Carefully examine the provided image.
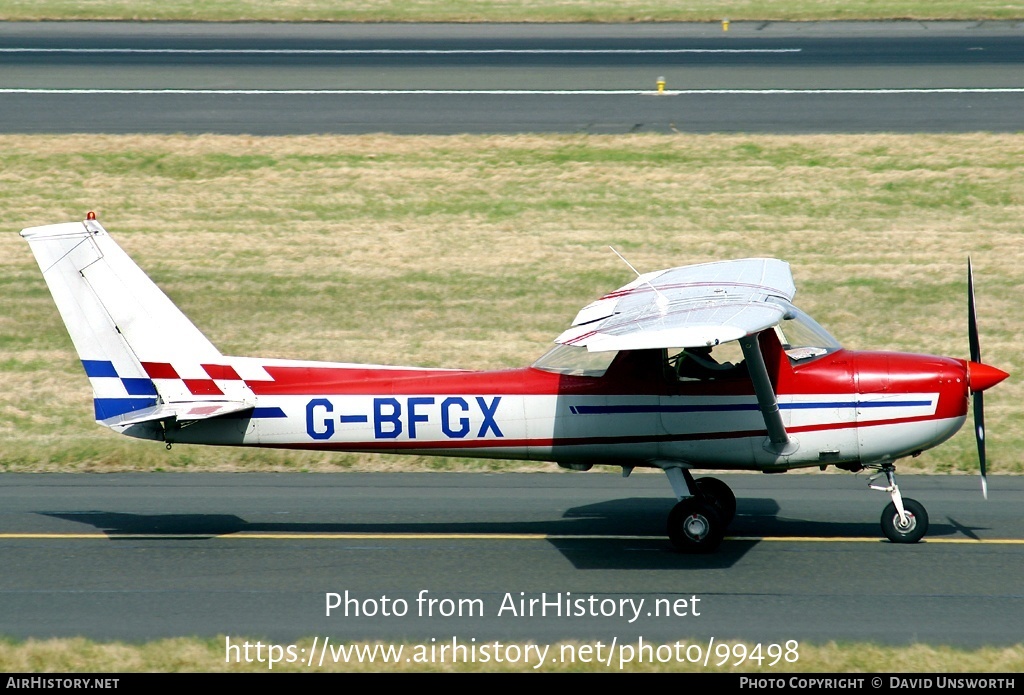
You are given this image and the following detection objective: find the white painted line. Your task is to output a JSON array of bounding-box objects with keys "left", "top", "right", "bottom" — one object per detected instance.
[
  {"left": 0, "top": 88, "right": 1021, "bottom": 95},
  {"left": 0, "top": 47, "right": 803, "bottom": 55}
]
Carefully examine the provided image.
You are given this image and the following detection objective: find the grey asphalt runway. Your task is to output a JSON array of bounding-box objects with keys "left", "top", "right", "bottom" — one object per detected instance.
[
  {"left": 0, "top": 20, "right": 1021, "bottom": 133},
  {"left": 1, "top": 472, "right": 1021, "bottom": 647}
]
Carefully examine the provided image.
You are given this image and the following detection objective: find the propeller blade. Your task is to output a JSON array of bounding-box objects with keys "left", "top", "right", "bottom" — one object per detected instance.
[
  {"left": 968, "top": 256, "right": 981, "bottom": 364},
  {"left": 974, "top": 390, "right": 988, "bottom": 499}
]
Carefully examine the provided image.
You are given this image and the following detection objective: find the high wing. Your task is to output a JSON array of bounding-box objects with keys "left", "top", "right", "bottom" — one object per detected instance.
[{"left": 555, "top": 258, "right": 796, "bottom": 352}]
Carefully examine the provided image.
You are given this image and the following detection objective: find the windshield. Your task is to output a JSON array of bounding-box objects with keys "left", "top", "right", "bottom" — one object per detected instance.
[
  {"left": 769, "top": 299, "right": 842, "bottom": 361},
  {"left": 531, "top": 343, "right": 617, "bottom": 377}
]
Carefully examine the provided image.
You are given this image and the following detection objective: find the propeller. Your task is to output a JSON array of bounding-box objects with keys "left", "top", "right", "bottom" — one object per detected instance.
[
  {"left": 967, "top": 257, "right": 987, "bottom": 499},
  {"left": 966, "top": 258, "right": 1009, "bottom": 499}
]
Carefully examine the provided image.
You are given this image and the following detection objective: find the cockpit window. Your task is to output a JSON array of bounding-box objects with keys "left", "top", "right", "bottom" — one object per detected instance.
[
  {"left": 769, "top": 299, "right": 842, "bottom": 361},
  {"left": 667, "top": 343, "right": 746, "bottom": 381},
  {"left": 532, "top": 343, "right": 617, "bottom": 377}
]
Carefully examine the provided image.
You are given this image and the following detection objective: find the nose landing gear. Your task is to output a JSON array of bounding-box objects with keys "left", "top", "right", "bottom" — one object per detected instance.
[{"left": 869, "top": 464, "right": 929, "bottom": 544}]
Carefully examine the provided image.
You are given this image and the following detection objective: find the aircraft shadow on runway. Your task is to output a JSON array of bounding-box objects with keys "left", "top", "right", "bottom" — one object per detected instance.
[{"left": 39, "top": 497, "right": 987, "bottom": 570}]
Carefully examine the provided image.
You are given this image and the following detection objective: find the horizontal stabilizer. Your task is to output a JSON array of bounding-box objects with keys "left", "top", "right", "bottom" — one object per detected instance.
[{"left": 102, "top": 400, "right": 253, "bottom": 428}]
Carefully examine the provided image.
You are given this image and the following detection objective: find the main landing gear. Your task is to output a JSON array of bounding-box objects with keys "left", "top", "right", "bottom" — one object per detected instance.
[
  {"left": 663, "top": 468, "right": 737, "bottom": 553},
  {"left": 868, "top": 464, "right": 929, "bottom": 544},
  {"left": 661, "top": 463, "right": 931, "bottom": 552}
]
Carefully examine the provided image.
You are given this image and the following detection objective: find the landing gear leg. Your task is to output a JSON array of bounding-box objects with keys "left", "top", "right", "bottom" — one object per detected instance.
[
  {"left": 869, "top": 464, "right": 929, "bottom": 544},
  {"left": 662, "top": 467, "right": 727, "bottom": 553}
]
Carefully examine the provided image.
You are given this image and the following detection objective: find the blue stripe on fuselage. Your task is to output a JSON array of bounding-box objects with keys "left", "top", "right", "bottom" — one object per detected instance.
[
  {"left": 571, "top": 400, "right": 932, "bottom": 415},
  {"left": 252, "top": 407, "right": 287, "bottom": 419}
]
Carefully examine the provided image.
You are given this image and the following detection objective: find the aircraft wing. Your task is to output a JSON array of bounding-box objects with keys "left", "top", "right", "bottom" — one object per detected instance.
[{"left": 556, "top": 258, "right": 796, "bottom": 352}]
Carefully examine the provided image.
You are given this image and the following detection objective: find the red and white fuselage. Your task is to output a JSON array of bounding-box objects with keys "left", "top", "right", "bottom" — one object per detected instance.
[
  {"left": 119, "top": 338, "right": 987, "bottom": 474},
  {"left": 22, "top": 216, "right": 1008, "bottom": 550}
]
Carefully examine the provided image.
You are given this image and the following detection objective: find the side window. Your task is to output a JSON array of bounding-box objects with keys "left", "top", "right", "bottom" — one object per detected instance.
[
  {"left": 532, "top": 343, "right": 617, "bottom": 377},
  {"left": 668, "top": 343, "right": 745, "bottom": 381}
]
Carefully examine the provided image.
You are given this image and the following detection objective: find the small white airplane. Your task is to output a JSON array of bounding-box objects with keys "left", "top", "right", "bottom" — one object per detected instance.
[{"left": 22, "top": 214, "right": 1008, "bottom": 553}]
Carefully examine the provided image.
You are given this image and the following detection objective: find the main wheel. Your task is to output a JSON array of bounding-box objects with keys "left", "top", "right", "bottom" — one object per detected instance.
[
  {"left": 880, "top": 498, "right": 929, "bottom": 544},
  {"left": 694, "top": 476, "right": 737, "bottom": 527},
  {"left": 667, "top": 499, "right": 724, "bottom": 553}
]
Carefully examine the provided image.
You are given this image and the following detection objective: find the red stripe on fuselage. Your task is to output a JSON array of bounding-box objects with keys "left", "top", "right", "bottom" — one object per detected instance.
[{"left": 247, "top": 366, "right": 573, "bottom": 396}]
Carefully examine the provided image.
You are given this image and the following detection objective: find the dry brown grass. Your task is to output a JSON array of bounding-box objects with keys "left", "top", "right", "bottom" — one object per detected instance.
[
  {"left": 2, "top": 133, "right": 1021, "bottom": 473},
  {"left": 0, "top": 0, "right": 1020, "bottom": 21},
  {"left": 2, "top": 636, "right": 1022, "bottom": 672}
]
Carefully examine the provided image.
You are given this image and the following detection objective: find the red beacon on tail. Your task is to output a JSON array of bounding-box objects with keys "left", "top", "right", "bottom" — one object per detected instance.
[{"left": 21, "top": 214, "right": 1008, "bottom": 553}]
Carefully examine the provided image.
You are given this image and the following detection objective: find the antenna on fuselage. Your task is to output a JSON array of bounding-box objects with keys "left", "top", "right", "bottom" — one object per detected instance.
[{"left": 609, "top": 246, "right": 669, "bottom": 313}]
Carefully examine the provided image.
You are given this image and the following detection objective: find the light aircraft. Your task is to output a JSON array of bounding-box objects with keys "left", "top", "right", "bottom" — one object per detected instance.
[{"left": 22, "top": 214, "right": 1008, "bottom": 553}]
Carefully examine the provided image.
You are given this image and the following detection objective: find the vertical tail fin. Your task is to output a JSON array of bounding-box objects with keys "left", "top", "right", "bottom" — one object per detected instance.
[{"left": 21, "top": 216, "right": 250, "bottom": 428}]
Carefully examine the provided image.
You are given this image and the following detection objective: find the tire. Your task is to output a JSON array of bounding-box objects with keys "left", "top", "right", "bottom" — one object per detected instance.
[
  {"left": 880, "top": 498, "right": 929, "bottom": 544},
  {"left": 667, "top": 499, "right": 724, "bottom": 553},
  {"left": 695, "top": 476, "right": 737, "bottom": 527}
]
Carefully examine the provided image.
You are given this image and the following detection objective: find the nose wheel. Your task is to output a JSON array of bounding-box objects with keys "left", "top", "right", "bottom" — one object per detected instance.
[
  {"left": 881, "top": 498, "right": 929, "bottom": 544},
  {"left": 870, "top": 465, "right": 929, "bottom": 544}
]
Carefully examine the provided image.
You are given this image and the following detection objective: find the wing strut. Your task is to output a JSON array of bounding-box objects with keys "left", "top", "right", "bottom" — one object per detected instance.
[{"left": 740, "top": 332, "right": 799, "bottom": 456}]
